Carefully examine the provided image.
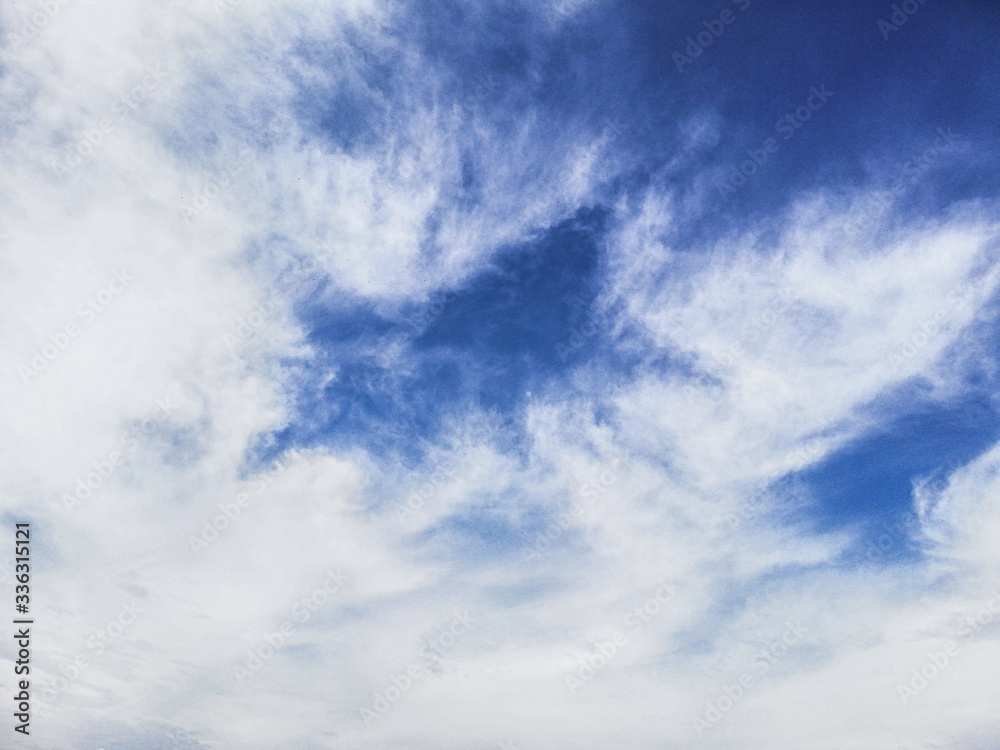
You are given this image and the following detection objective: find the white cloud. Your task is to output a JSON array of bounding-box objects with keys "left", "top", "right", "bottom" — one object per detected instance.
[{"left": 1, "top": 1, "right": 999, "bottom": 748}]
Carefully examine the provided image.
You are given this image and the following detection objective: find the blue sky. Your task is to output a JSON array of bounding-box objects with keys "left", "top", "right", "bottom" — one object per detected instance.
[{"left": 2, "top": 0, "right": 1000, "bottom": 748}]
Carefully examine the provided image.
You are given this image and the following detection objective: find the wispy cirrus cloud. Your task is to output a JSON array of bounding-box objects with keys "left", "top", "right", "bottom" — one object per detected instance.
[{"left": 1, "top": 1, "right": 1000, "bottom": 748}]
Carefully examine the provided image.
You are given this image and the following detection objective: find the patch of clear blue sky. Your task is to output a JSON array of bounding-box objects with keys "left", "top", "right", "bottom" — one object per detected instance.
[
  {"left": 258, "top": 209, "right": 611, "bottom": 467},
  {"left": 783, "top": 380, "right": 1000, "bottom": 561}
]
